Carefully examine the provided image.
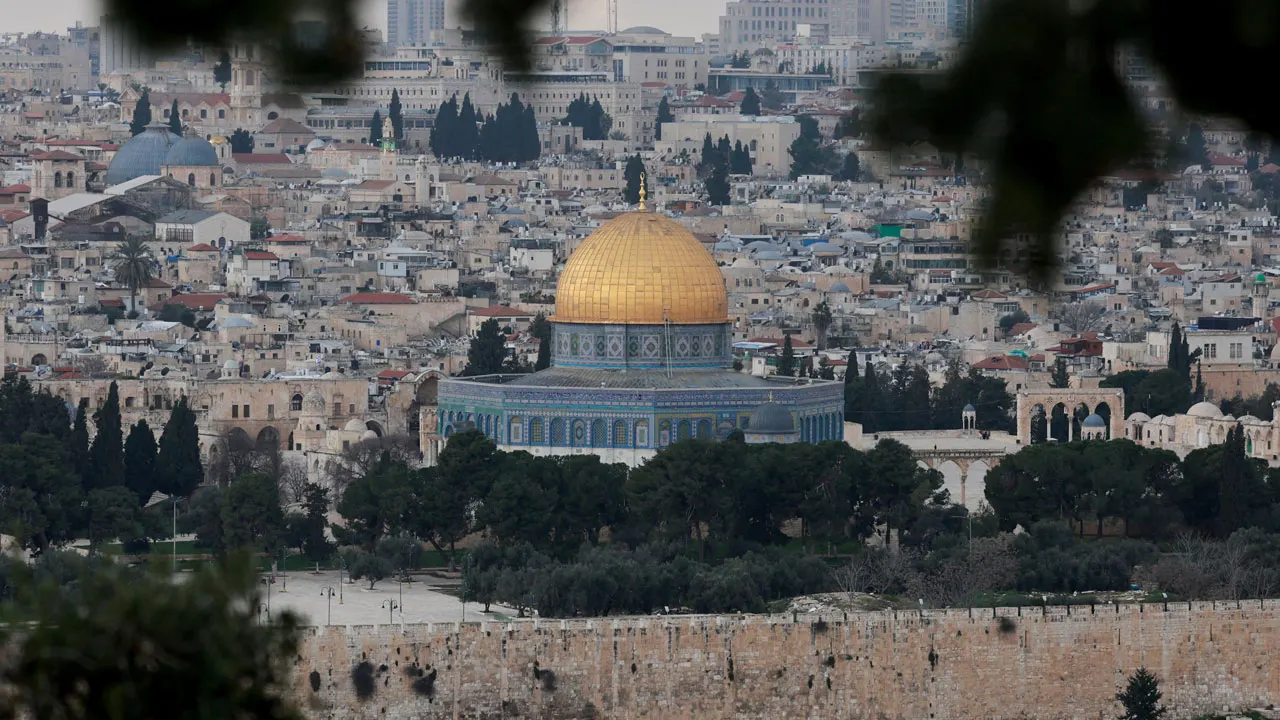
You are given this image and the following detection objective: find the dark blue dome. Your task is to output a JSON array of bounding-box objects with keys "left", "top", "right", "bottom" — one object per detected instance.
[
  {"left": 748, "top": 402, "right": 796, "bottom": 434},
  {"left": 164, "top": 136, "right": 218, "bottom": 167},
  {"left": 105, "top": 121, "right": 178, "bottom": 186}
]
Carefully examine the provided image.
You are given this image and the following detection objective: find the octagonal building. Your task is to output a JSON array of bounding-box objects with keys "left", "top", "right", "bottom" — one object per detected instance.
[{"left": 437, "top": 206, "right": 844, "bottom": 465}]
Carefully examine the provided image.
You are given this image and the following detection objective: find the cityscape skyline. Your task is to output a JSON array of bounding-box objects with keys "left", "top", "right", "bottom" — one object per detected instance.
[{"left": 1, "top": 0, "right": 725, "bottom": 40}]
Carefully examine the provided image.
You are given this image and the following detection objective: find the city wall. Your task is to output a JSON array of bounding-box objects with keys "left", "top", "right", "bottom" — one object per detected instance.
[{"left": 293, "top": 601, "right": 1280, "bottom": 720}]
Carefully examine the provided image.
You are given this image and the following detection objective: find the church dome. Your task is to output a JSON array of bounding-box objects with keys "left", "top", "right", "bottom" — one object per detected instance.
[
  {"left": 164, "top": 135, "right": 219, "bottom": 167},
  {"left": 1187, "top": 401, "right": 1223, "bottom": 419},
  {"left": 553, "top": 210, "right": 728, "bottom": 325},
  {"left": 748, "top": 402, "right": 796, "bottom": 434},
  {"left": 105, "top": 121, "right": 178, "bottom": 186}
]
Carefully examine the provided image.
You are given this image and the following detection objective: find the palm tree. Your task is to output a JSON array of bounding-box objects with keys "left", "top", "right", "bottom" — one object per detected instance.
[{"left": 113, "top": 236, "right": 154, "bottom": 317}]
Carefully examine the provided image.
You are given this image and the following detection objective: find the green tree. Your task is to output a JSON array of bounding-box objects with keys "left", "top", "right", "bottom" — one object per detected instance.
[
  {"left": 624, "top": 154, "right": 646, "bottom": 205},
  {"left": 123, "top": 419, "right": 157, "bottom": 505},
  {"left": 86, "top": 486, "right": 146, "bottom": 547},
  {"left": 839, "top": 151, "right": 861, "bottom": 181},
  {"left": 155, "top": 398, "right": 204, "bottom": 498},
  {"left": 129, "top": 88, "right": 151, "bottom": 137},
  {"left": 168, "top": 99, "right": 182, "bottom": 135},
  {"left": 213, "top": 49, "right": 232, "bottom": 90},
  {"left": 388, "top": 87, "right": 404, "bottom": 142},
  {"left": 705, "top": 159, "right": 730, "bottom": 205},
  {"left": 87, "top": 382, "right": 125, "bottom": 491},
  {"left": 777, "top": 334, "right": 796, "bottom": 377},
  {"left": 1050, "top": 357, "right": 1070, "bottom": 388},
  {"left": 1116, "top": 667, "right": 1167, "bottom": 720},
  {"left": 229, "top": 128, "right": 254, "bottom": 153},
  {"left": 998, "top": 308, "right": 1030, "bottom": 333},
  {"left": 655, "top": 95, "right": 673, "bottom": 140},
  {"left": 462, "top": 317, "right": 508, "bottom": 376},
  {"left": 0, "top": 556, "right": 303, "bottom": 720},
  {"left": 369, "top": 109, "right": 382, "bottom": 146},
  {"left": 740, "top": 87, "right": 761, "bottom": 115},
  {"left": 112, "top": 235, "right": 154, "bottom": 316},
  {"left": 221, "top": 473, "right": 285, "bottom": 555}
]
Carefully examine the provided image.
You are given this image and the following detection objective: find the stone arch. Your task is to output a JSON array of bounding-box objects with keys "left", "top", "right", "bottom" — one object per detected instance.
[
  {"left": 590, "top": 419, "right": 607, "bottom": 447},
  {"left": 226, "top": 427, "right": 254, "bottom": 452},
  {"left": 696, "top": 419, "right": 712, "bottom": 440},
  {"left": 256, "top": 426, "right": 280, "bottom": 451},
  {"left": 1050, "top": 403, "right": 1069, "bottom": 443}
]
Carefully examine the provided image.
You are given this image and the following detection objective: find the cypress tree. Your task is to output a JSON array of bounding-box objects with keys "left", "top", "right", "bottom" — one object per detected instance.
[
  {"left": 777, "top": 335, "right": 796, "bottom": 377},
  {"left": 70, "top": 398, "right": 90, "bottom": 480},
  {"left": 369, "top": 110, "right": 383, "bottom": 146},
  {"left": 130, "top": 88, "right": 152, "bottom": 137},
  {"left": 88, "top": 382, "right": 125, "bottom": 490},
  {"left": 388, "top": 88, "right": 404, "bottom": 142},
  {"left": 168, "top": 99, "right": 182, "bottom": 135},
  {"left": 655, "top": 96, "right": 673, "bottom": 141},
  {"left": 155, "top": 397, "right": 204, "bottom": 498},
  {"left": 123, "top": 420, "right": 158, "bottom": 506},
  {"left": 458, "top": 93, "right": 478, "bottom": 159}
]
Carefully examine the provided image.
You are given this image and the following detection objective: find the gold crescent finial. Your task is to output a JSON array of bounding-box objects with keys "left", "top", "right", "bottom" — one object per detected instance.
[{"left": 639, "top": 172, "right": 646, "bottom": 210}]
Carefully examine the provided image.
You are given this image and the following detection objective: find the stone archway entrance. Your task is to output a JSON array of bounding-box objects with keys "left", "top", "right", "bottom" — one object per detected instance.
[{"left": 1015, "top": 388, "right": 1124, "bottom": 445}]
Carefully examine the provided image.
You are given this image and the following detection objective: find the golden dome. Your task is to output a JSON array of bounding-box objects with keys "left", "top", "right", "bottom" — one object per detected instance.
[{"left": 554, "top": 211, "right": 728, "bottom": 325}]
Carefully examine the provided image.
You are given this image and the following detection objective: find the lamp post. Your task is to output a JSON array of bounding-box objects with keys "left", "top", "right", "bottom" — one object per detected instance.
[
  {"left": 321, "top": 586, "right": 335, "bottom": 625},
  {"left": 381, "top": 599, "right": 398, "bottom": 624}
]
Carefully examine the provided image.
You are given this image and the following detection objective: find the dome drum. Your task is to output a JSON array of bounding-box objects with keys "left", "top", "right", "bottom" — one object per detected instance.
[{"left": 552, "top": 322, "right": 731, "bottom": 370}]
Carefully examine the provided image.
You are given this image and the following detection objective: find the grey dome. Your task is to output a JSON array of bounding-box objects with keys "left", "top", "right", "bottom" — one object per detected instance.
[
  {"left": 748, "top": 402, "right": 795, "bottom": 434},
  {"left": 1082, "top": 413, "right": 1106, "bottom": 428},
  {"left": 164, "top": 136, "right": 218, "bottom": 167},
  {"left": 105, "top": 121, "right": 178, "bottom": 185}
]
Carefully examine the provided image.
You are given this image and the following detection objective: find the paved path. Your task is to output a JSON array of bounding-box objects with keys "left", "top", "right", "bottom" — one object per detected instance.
[{"left": 258, "top": 570, "right": 520, "bottom": 627}]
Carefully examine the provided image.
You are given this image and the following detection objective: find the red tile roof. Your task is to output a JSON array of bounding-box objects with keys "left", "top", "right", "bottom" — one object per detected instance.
[
  {"left": 339, "top": 292, "right": 416, "bottom": 305},
  {"left": 161, "top": 293, "right": 229, "bottom": 310},
  {"left": 471, "top": 305, "right": 534, "bottom": 318},
  {"left": 30, "top": 150, "right": 83, "bottom": 161},
  {"left": 973, "top": 355, "right": 1030, "bottom": 371}
]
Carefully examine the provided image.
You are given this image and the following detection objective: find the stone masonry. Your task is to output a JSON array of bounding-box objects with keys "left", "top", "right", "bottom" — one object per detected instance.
[{"left": 293, "top": 601, "right": 1280, "bottom": 719}]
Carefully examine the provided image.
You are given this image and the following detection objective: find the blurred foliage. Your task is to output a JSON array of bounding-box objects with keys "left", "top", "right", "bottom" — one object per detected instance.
[
  {"left": 0, "top": 553, "right": 301, "bottom": 720},
  {"left": 869, "top": 0, "right": 1280, "bottom": 279}
]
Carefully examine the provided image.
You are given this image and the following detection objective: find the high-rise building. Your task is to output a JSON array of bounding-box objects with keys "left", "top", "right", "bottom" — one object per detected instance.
[{"left": 387, "top": 0, "right": 447, "bottom": 47}]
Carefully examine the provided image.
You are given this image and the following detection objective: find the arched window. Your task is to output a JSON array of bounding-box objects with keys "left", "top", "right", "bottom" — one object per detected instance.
[
  {"left": 54, "top": 171, "right": 63, "bottom": 188},
  {"left": 290, "top": 394, "right": 303, "bottom": 411},
  {"left": 66, "top": 171, "right": 74, "bottom": 187}
]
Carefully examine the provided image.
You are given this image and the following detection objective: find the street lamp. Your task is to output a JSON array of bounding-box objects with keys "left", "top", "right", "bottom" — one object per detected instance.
[
  {"left": 320, "top": 586, "right": 336, "bottom": 626},
  {"left": 381, "top": 599, "right": 399, "bottom": 624}
]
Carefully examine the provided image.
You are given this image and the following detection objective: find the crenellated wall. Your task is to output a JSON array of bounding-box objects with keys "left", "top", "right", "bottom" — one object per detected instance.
[{"left": 292, "top": 601, "right": 1280, "bottom": 720}]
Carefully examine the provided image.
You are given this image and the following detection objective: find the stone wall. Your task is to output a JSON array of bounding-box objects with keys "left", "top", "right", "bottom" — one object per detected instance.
[{"left": 293, "top": 601, "right": 1280, "bottom": 720}]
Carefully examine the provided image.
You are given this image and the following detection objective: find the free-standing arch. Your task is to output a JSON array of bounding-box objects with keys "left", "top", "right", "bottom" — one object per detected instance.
[{"left": 1016, "top": 388, "right": 1124, "bottom": 445}]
